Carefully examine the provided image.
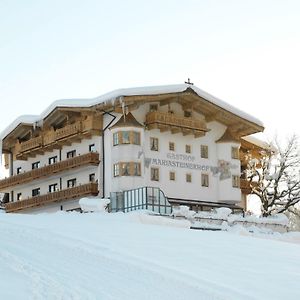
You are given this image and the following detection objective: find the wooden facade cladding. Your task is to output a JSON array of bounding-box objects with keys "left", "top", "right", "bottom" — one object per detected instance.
[
  {"left": 145, "top": 111, "right": 208, "bottom": 137},
  {"left": 15, "top": 115, "right": 102, "bottom": 160},
  {"left": 0, "top": 152, "right": 100, "bottom": 190},
  {"left": 5, "top": 183, "right": 99, "bottom": 213}
]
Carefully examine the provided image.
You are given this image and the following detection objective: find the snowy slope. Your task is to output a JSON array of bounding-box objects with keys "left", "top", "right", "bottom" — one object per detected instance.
[{"left": 0, "top": 212, "right": 299, "bottom": 300}]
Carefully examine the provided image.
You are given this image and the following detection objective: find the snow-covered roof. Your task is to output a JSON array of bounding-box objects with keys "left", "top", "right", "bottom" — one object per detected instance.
[
  {"left": 0, "top": 84, "right": 264, "bottom": 140},
  {"left": 242, "top": 135, "right": 276, "bottom": 151}
]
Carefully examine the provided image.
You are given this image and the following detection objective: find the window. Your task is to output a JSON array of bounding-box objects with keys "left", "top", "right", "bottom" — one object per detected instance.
[
  {"left": 232, "top": 175, "right": 240, "bottom": 188},
  {"left": 231, "top": 147, "right": 239, "bottom": 159},
  {"left": 17, "top": 193, "right": 22, "bottom": 201},
  {"left": 16, "top": 167, "right": 22, "bottom": 174},
  {"left": 67, "top": 150, "right": 76, "bottom": 159},
  {"left": 89, "top": 144, "right": 96, "bottom": 152},
  {"left": 185, "top": 145, "right": 191, "bottom": 154},
  {"left": 49, "top": 183, "right": 58, "bottom": 193},
  {"left": 151, "top": 168, "right": 159, "bottom": 181},
  {"left": 201, "top": 145, "right": 208, "bottom": 158},
  {"left": 133, "top": 132, "right": 141, "bottom": 145},
  {"left": 121, "top": 131, "right": 130, "bottom": 144},
  {"left": 67, "top": 178, "right": 76, "bottom": 188},
  {"left": 169, "top": 142, "right": 175, "bottom": 151},
  {"left": 121, "top": 163, "right": 130, "bottom": 176},
  {"left": 150, "top": 137, "right": 159, "bottom": 151},
  {"left": 186, "top": 173, "right": 192, "bottom": 182},
  {"left": 49, "top": 156, "right": 57, "bottom": 165},
  {"left": 32, "top": 188, "right": 40, "bottom": 197},
  {"left": 150, "top": 104, "right": 158, "bottom": 112},
  {"left": 184, "top": 110, "right": 192, "bottom": 118},
  {"left": 89, "top": 173, "right": 96, "bottom": 182},
  {"left": 201, "top": 174, "right": 209, "bottom": 187},
  {"left": 32, "top": 161, "right": 40, "bottom": 170},
  {"left": 113, "top": 132, "right": 119, "bottom": 146},
  {"left": 133, "top": 163, "right": 141, "bottom": 176},
  {"left": 169, "top": 171, "right": 175, "bottom": 181},
  {"left": 114, "top": 131, "right": 141, "bottom": 146},
  {"left": 113, "top": 164, "right": 120, "bottom": 177}
]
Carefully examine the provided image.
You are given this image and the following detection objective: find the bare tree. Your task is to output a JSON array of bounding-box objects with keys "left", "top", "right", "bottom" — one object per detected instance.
[{"left": 246, "top": 135, "right": 300, "bottom": 217}]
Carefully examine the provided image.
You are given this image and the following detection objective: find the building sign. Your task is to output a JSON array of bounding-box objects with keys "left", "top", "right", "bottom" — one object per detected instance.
[{"left": 138, "top": 151, "right": 237, "bottom": 180}]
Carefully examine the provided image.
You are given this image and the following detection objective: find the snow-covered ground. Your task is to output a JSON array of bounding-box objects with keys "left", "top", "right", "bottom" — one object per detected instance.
[{"left": 0, "top": 211, "right": 300, "bottom": 300}]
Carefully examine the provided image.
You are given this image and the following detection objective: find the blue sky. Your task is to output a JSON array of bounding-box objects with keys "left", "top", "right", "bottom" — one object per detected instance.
[{"left": 1, "top": 0, "right": 300, "bottom": 139}]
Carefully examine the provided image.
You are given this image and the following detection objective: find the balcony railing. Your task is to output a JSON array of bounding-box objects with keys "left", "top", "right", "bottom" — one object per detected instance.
[
  {"left": 0, "top": 152, "right": 100, "bottom": 190},
  {"left": 15, "top": 115, "right": 102, "bottom": 159},
  {"left": 145, "top": 111, "right": 208, "bottom": 137},
  {"left": 5, "top": 182, "right": 99, "bottom": 213},
  {"left": 55, "top": 122, "right": 82, "bottom": 140},
  {"left": 240, "top": 178, "right": 258, "bottom": 194},
  {"left": 20, "top": 136, "right": 43, "bottom": 153}
]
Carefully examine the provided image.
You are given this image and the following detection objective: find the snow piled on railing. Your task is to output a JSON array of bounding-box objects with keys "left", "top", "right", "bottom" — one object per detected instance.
[{"left": 172, "top": 205, "right": 289, "bottom": 233}]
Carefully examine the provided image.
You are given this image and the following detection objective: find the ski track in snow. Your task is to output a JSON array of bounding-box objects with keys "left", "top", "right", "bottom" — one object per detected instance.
[{"left": 0, "top": 219, "right": 255, "bottom": 300}]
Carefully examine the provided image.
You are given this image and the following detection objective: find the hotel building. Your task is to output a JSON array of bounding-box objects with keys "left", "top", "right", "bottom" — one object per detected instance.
[{"left": 0, "top": 84, "right": 264, "bottom": 213}]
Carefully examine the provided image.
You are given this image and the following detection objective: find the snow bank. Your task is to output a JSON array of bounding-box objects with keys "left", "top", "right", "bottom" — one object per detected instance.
[
  {"left": 129, "top": 210, "right": 191, "bottom": 229},
  {"left": 0, "top": 210, "right": 299, "bottom": 300},
  {"left": 172, "top": 205, "right": 196, "bottom": 219},
  {"left": 79, "top": 197, "right": 110, "bottom": 213}
]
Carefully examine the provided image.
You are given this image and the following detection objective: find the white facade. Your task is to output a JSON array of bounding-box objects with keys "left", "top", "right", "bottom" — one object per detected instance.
[{"left": 0, "top": 84, "right": 264, "bottom": 213}]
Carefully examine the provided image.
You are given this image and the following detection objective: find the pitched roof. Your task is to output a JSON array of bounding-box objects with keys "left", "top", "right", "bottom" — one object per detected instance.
[
  {"left": 0, "top": 83, "right": 264, "bottom": 140},
  {"left": 110, "top": 113, "right": 143, "bottom": 129}
]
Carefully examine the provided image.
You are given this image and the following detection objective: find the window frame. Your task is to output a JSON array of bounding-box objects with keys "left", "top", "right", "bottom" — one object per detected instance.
[
  {"left": 89, "top": 144, "right": 96, "bottom": 152},
  {"left": 150, "top": 137, "right": 159, "bottom": 151},
  {"left": 232, "top": 175, "right": 240, "bottom": 188},
  {"left": 201, "top": 145, "right": 209, "bottom": 159},
  {"left": 32, "top": 161, "right": 40, "bottom": 170},
  {"left": 49, "top": 183, "right": 58, "bottom": 193},
  {"left": 231, "top": 146, "right": 239, "bottom": 159},
  {"left": 169, "top": 171, "right": 176, "bottom": 181},
  {"left": 186, "top": 173, "right": 192, "bottom": 183},
  {"left": 32, "top": 188, "right": 40, "bottom": 197},
  {"left": 151, "top": 167, "right": 159, "bottom": 181},
  {"left": 66, "top": 150, "right": 76, "bottom": 159},
  {"left": 67, "top": 178, "right": 77, "bottom": 188},
  {"left": 185, "top": 144, "right": 191, "bottom": 154},
  {"left": 201, "top": 173, "right": 209, "bottom": 187},
  {"left": 48, "top": 156, "right": 57, "bottom": 165},
  {"left": 169, "top": 142, "right": 175, "bottom": 151}
]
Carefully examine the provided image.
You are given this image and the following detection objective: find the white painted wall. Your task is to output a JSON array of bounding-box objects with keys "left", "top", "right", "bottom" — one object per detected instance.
[{"left": 106, "top": 103, "right": 242, "bottom": 204}]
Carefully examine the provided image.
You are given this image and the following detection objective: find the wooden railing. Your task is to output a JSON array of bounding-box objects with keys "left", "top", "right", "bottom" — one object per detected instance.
[
  {"left": 145, "top": 111, "right": 208, "bottom": 133},
  {"left": 0, "top": 152, "right": 100, "bottom": 190},
  {"left": 20, "top": 136, "right": 43, "bottom": 152},
  {"left": 5, "top": 183, "right": 99, "bottom": 213},
  {"left": 55, "top": 122, "right": 82, "bottom": 140},
  {"left": 240, "top": 178, "right": 258, "bottom": 194},
  {"left": 16, "top": 115, "right": 102, "bottom": 158}
]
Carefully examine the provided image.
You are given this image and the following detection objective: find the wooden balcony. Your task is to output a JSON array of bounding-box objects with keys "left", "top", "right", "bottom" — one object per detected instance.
[
  {"left": 145, "top": 111, "right": 208, "bottom": 137},
  {"left": 240, "top": 178, "right": 259, "bottom": 194},
  {"left": 5, "top": 182, "right": 99, "bottom": 213},
  {"left": 0, "top": 152, "right": 100, "bottom": 190},
  {"left": 55, "top": 122, "right": 82, "bottom": 141},
  {"left": 15, "top": 115, "right": 102, "bottom": 159},
  {"left": 20, "top": 136, "right": 43, "bottom": 153}
]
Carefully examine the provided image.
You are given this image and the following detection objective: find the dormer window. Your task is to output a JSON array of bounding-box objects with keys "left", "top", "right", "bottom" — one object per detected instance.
[
  {"left": 150, "top": 104, "right": 158, "bottom": 112},
  {"left": 184, "top": 111, "right": 192, "bottom": 118}
]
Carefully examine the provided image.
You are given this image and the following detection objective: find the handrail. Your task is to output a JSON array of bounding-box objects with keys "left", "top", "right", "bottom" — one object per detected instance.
[
  {"left": 5, "top": 182, "right": 99, "bottom": 213},
  {"left": 0, "top": 152, "right": 100, "bottom": 190},
  {"left": 145, "top": 111, "right": 208, "bottom": 131}
]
